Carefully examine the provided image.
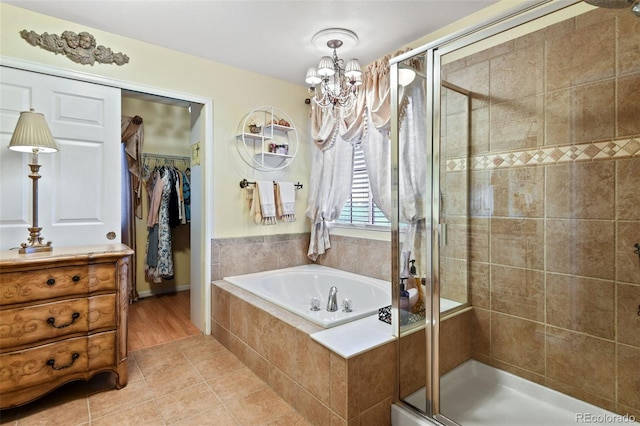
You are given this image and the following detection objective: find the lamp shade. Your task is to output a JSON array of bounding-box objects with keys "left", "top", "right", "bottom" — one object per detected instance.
[
  {"left": 317, "top": 56, "right": 335, "bottom": 77},
  {"left": 344, "top": 59, "right": 362, "bottom": 79},
  {"left": 8, "top": 109, "right": 58, "bottom": 153},
  {"left": 305, "top": 67, "right": 322, "bottom": 85}
]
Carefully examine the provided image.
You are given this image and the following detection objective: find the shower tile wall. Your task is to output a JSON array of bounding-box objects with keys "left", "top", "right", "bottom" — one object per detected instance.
[{"left": 441, "top": 8, "right": 640, "bottom": 417}]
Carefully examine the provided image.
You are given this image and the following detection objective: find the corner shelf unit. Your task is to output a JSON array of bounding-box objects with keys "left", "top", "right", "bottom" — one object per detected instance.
[{"left": 235, "top": 106, "right": 298, "bottom": 171}]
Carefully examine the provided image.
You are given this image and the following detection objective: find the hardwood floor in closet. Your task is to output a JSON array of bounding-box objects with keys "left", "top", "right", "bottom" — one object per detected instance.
[{"left": 128, "top": 290, "right": 201, "bottom": 351}]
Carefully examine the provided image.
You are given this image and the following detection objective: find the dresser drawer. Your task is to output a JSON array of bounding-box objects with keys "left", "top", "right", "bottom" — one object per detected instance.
[
  {"left": 0, "top": 294, "right": 116, "bottom": 351},
  {"left": 0, "top": 331, "right": 116, "bottom": 396},
  {"left": 0, "top": 263, "right": 116, "bottom": 306}
]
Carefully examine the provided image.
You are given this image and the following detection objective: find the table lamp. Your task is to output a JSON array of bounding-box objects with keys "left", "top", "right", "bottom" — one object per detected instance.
[{"left": 8, "top": 109, "right": 59, "bottom": 253}]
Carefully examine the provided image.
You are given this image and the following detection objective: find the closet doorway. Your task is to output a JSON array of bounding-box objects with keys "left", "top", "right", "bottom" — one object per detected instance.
[{"left": 122, "top": 91, "right": 204, "bottom": 336}]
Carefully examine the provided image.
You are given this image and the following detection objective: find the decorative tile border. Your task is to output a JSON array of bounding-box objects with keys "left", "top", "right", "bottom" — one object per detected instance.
[{"left": 446, "top": 138, "right": 640, "bottom": 171}]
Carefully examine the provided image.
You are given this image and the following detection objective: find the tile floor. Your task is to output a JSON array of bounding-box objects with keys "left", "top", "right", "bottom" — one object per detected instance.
[{"left": 0, "top": 335, "right": 311, "bottom": 425}]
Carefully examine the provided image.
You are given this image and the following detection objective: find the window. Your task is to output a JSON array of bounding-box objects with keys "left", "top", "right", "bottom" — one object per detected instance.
[{"left": 335, "top": 145, "right": 390, "bottom": 227}]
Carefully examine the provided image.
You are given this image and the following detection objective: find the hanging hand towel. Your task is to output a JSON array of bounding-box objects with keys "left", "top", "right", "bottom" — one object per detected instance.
[
  {"left": 275, "top": 181, "right": 296, "bottom": 222},
  {"left": 256, "top": 180, "right": 277, "bottom": 225}
]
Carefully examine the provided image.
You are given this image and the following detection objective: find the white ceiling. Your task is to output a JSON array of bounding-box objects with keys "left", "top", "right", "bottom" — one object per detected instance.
[{"left": 2, "top": 0, "right": 499, "bottom": 85}]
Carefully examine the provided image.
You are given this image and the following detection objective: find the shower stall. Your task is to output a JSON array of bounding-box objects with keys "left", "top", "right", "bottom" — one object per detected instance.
[{"left": 389, "top": 1, "right": 640, "bottom": 425}]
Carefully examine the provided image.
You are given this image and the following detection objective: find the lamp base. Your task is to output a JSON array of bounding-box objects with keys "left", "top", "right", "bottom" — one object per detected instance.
[{"left": 18, "top": 227, "right": 53, "bottom": 254}]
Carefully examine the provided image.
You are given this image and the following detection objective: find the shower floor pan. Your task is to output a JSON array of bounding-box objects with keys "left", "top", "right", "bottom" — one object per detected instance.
[{"left": 402, "top": 360, "right": 636, "bottom": 426}]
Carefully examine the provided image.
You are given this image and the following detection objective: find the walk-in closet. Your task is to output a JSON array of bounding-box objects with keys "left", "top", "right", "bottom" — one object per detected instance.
[{"left": 121, "top": 93, "right": 193, "bottom": 309}]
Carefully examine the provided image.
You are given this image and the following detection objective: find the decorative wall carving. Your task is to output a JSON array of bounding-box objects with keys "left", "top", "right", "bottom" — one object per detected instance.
[{"left": 20, "top": 29, "right": 129, "bottom": 66}]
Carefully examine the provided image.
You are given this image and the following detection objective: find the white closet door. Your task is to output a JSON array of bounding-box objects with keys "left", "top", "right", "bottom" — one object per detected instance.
[{"left": 0, "top": 66, "right": 121, "bottom": 249}]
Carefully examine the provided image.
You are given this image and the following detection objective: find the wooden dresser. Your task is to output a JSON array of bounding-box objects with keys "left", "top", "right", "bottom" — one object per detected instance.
[{"left": 0, "top": 244, "right": 133, "bottom": 409}]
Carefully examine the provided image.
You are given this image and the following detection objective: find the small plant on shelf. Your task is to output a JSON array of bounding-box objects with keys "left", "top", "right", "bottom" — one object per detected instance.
[{"left": 247, "top": 117, "right": 263, "bottom": 134}]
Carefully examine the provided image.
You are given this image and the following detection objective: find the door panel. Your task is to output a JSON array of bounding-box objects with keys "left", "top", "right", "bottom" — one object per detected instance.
[{"left": 0, "top": 66, "right": 121, "bottom": 248}]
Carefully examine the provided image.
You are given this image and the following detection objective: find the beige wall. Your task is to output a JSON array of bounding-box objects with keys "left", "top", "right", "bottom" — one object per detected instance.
[
  {"left": 122, "top": 97, "right": 192, "bottom": 296},
  {"left": 0, "top": 3, "right": 312, "bottom": 241},
  {"left": 440, "top": 7, "right": 640, "bottom": 417}
]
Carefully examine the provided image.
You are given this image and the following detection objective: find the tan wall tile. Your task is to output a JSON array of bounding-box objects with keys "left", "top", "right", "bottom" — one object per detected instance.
[
  {"left": 545, "top": 377, "right": 616, "bottom": 413},
  {"left": 546, "top": 161, "right": 615, "bottom": 220},
  {"left": 545, "top": 219, "right": 615, "bottom": 280},
  {"left": 617, "top": 12, "right": 640, "bottom": 75},
  {"left": 295, "top": 386, "right": 334, "bottom": 426},
  {"left": 266, "top": 315, "right": 297, "bottom": 379},
  {"left": 491, "top": 166, "right": 545, "bottom": 218},
  {"left": 268, "top": 365, "right": 298, "bottom": 408},
  {"left": 211, "top": 284, "right": 230, "bottom": 330},
  {"left": 490, "top": 95, "right": 544, "bottom": 152},
  {"left": 490, "top": 43, "right": 544, "bottom": 102},
  {"left": 470, "top": 308, "right": 490, "bottom": 359},
  {"left": 356, "top": 341, "right": 395, "bottom": 412},
  {"left": 617, "top": 73, "right": 640, "bottom": 137},
  {"left": 546, "top": 273, "right": 615, "bottom": 339},
  {"left": 491, "top": 265, "right": 544, "bottom": 322},
  {"left": 617, "top": 344, "right": 640, "bottom": 411},
  {"left": 398, "top": 330, "right": 426, "bottom": 399},
  {"left": 617, "top": 222, "right": 640, "bottom": 285},
  {"left": 469, "top": 262, "right": 489, "bottom": 309},
  {"left": 330, "top": 353, "right": 348, "bottom": 419},
  {"left": 617, "top": 158, "right": 640, "bottom": 221},
  {"left": 546, "top": 326, "right": 615, "bottom": 399},
  {"left": 296, "top": 332, "right": 331, "bottom": 405},
  {"left": 617, "top": 284, "right": 640, "bottom": 347},
  {"left": 490, "top": 218, "right": 544, "bottom": 270},
  {"left": 546, "top": 17, "right": 615, "bottom": 91},
  {"left": 491, "top": 312, "right": 545, "bottom": 374}
]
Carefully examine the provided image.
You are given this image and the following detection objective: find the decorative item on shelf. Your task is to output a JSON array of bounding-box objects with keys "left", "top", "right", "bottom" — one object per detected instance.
[
  {"left": 236, "top": 106, "right": 298, "bottom": 171},
  {"left": 7, "top": 109, "right": 59, "bottom": 253},
  {"left": 247, "top": 117, "right": 263, "bottom": 134},
  {"left": 304, "top": 28, "right": 362, "bottom": 112}
]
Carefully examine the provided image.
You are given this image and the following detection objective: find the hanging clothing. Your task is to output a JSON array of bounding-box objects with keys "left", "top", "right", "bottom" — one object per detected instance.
[{"left": 144, "top": 165, "right": 191, "bottom": 283}]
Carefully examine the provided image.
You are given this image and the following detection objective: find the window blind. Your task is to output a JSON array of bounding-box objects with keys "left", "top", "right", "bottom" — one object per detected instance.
[{"left": 336, "top": 146, "right": 390, "bottom": 226}]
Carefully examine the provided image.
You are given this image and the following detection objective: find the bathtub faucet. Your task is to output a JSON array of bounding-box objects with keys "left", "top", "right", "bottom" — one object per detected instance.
[{"left": 326, "top": 286, "right": 338, "bottom": 312}]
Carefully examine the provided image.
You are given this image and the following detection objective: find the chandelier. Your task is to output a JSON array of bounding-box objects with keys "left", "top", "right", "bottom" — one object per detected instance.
[{"left": 304, "top": 28, "right": 362, "bottom": 110}]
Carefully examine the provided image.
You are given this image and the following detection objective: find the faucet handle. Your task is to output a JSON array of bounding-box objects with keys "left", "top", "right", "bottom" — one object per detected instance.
[
  {"left": 342, "top": 298, "right": 353, "bottom": 313},
  {"left": 310, "top": 297, "right": 321, "bottom": 311}
]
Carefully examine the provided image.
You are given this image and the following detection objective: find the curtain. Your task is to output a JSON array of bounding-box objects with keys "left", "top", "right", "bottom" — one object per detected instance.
[
  {"left": 308, "top": 50, "right": 428, "bottom": 260},
  {"left": 305, "top": 127, "right": 354, "bottom": 261},
  {"left": 121, "top": 115, "right": 144, "bottom": 303}
]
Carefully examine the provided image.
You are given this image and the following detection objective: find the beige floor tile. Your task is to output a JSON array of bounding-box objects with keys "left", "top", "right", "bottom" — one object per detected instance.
[
  {"left": 155, "top": 383, "right": 222, "bottom": 424},
  {"left": 170, "top": 404, "right": 239, "bottom": 425},
  {"left": 207, "top": 367, "right": 269, "bottom": 402},
  {"left": 190, "top": 350, "right": 247, "bottom": 381},
  {"left": 224, "top": 387, "right": 296, "bottom": 425},
  {"left": 88, "top": 375, "right": 155, "bottom": 419},
  {"left": 18, "top": 397, "right": 89, "bottom": 426},
  {"left": 91, "top": 400, "right": 164, "bottom": 426}
]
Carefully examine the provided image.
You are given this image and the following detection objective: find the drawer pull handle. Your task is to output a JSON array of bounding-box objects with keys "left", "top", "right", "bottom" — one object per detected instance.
[
  {"left": 72, "top": 275, "right": 80, "bottom": 282},
  {"left": 47, "top": 353, "right": 80, "bottom": 370},
  {"left": 47, "top": 312, "right": 81, "bottom": 328},
  {"left": 46, "top": 278, "right": 56, "bottom": 286}
]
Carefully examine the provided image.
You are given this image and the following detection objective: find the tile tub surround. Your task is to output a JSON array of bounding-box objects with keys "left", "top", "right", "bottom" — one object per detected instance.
[
  {"left": 211, "top": 233, "right": 391, "bottom": 283},
  {"left": 211, "top": 280, "right": 396, "bottom": 426},
  {"left": 441, "top": 7, "right": 640, "bottom": 417}
]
